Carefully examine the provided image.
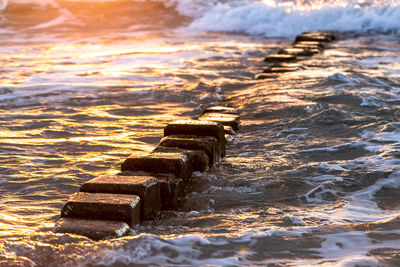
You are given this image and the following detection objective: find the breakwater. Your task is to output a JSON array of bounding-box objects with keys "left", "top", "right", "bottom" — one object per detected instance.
[
  {"left": 52, "top": 31, "right": 336, "bottom": 241},
  {"left": 54, "top": 108, "right": 240, "bottom": 240}
]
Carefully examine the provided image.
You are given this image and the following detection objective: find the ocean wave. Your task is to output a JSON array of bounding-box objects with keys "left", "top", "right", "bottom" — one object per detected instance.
[
  {"left": 187, "top": 0, "right": 400, "bottom": 37},
  {"left": 1, "top": 0, "right": 400, "bottom": 37}
]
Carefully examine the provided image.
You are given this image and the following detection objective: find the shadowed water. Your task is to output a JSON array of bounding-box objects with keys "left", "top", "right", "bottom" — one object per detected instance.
[{"left": 1, "top": 0, "right": 400, "bottom": 266}]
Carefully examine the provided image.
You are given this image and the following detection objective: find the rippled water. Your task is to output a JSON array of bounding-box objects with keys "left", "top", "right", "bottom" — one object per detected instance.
[{"left": 1, "top": 0, "right": 400, "bottom": 266}]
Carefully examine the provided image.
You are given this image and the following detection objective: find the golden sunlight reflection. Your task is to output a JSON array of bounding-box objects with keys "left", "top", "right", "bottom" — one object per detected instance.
[
  {"left": 3, "top": 7, "right": 400, "bottom": 263},
  {"left": 0, "top": 38, "right": 218, "bottom": 89},
  {"left": 1, "top": 0, "right": 186, "bottom": 33},
  {"left": 237, "top": 246, "right": 250, "bottom": 257},
  {"left": 0, "top": 214, "right": 25, "bottom": 225}
]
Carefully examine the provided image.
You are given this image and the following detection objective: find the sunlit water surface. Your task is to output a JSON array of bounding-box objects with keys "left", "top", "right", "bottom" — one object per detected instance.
[{"left": 1, "top": 0, "right": 400, "bottom": 266}]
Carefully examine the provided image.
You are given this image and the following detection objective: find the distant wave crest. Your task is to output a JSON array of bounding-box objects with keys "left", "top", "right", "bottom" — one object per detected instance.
[
  {"left": 186, "top": 0, "right": 400, "bottom": 37},
  {"left": 2, "top": 0, "right": 400, "bottom": 37}
]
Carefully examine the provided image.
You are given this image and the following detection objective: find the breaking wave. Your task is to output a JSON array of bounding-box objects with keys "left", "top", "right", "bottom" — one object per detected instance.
[
  {"left": 188, "top": 0, "right": 400, "bottom": 37},
  {"left": 0, "top": 0, "right": 399, "bottom": 37}
]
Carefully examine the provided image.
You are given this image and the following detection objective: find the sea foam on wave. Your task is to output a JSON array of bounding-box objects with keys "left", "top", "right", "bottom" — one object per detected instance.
[
  {"left": 3, "top": 0, "right": 400, "bottom": 37},
  {"left": 185, "top": 0, "right": 400, "bottom": 37}
]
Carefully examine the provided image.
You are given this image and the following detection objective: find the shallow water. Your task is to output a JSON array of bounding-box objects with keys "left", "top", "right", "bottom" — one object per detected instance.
[{"left": 1, "top": 0, "right": 400, "bottom": 266}]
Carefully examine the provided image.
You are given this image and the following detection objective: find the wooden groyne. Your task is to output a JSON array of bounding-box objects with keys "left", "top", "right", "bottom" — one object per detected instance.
[
  {"left": 54, "top": 107, "right": 240, "bottom": 240},
  {"left": 53, "top": 31, "right": 336, "bottom": 241},
  {"left": 257, "top": 31, "right": 337, "bottom": 79}
]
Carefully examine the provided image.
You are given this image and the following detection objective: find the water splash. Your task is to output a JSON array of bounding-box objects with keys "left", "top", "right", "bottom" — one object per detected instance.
[
  {"left": 0, "top": 0, "right": 7, "bottom": 10},
  {"left": 188, "top": 0, "right": 400, "bottom": 37},
  {"left": 2, "top": 0, "right": 400, "bottom": 37}
]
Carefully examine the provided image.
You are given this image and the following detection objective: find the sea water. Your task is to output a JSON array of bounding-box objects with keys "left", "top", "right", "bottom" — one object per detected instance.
[{"left": 1, "top": 0, "right": 400, "bottom": 266}]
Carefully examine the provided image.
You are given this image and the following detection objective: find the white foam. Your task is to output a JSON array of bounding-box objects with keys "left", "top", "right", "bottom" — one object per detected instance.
[
  {"left": 347, "top": 171, "right": 400, "bottom": 209},
  {"left": 319, "top": 162, "right": 348, "bottom": 172},
  {"left": 93, "top": 228, "right": 400, "bottom": 266},
  {"left": 204, "top": 185, "right": 259, "bottom": 195},
  {"left": 309, "top": 171, "right": 400, "bottom": 223},
  {"left": 314, "top": 225, "right": 400, "bottom": 266},
  {"left": 363, "top": 129, "right": 400, "bottom": 143},
  {"left": 316, "top": 231, "right": 386, "bottom": 266},
  {"left": 187, "top": 0, "right": 400, "bottom": 38},
  {"left": 326, "top": 73, "right": 356, "bottom": 87},
  {"left": 0, "top": 0, "right": 7, "bottom": 10},
  {"left": 337, "top": 256, "right": 380, "bottom": 267},
  {"left": 360, "top": 93, "right": 381, "bottom": 107},
  {"left": 94, "top": 234, "right": 244, "bottom": 266},
  {"left": 309, "top": 175, "right": 344, "bottom": 183},
  {"left": 302, "top": 146, "right": 338, "bottom": 152},
  {"left": 304, "top": 180, "right": 340, "bottom": 203}
]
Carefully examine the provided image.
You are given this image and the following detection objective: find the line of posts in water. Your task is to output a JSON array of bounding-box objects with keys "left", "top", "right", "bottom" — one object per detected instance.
[
  {"left": 54, "top": 106, "right": 240, "bottom": 240},
  {"left": 257, "top": 31, "right": 336, "bottom": 79},
  {"left": 52, "top": 31, "right": 336, "bottom": 241}
]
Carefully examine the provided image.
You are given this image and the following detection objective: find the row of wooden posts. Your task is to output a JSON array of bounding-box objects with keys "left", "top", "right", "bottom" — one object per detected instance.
[
  {"left": 257, "top": 31, "right": 336, "bottom": 79},
  {"left": 54, "top": 107, "right": 240, "bottom": 240},
  {"left": 53, "top": 31, "right": 336, "bottom": 241}
]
